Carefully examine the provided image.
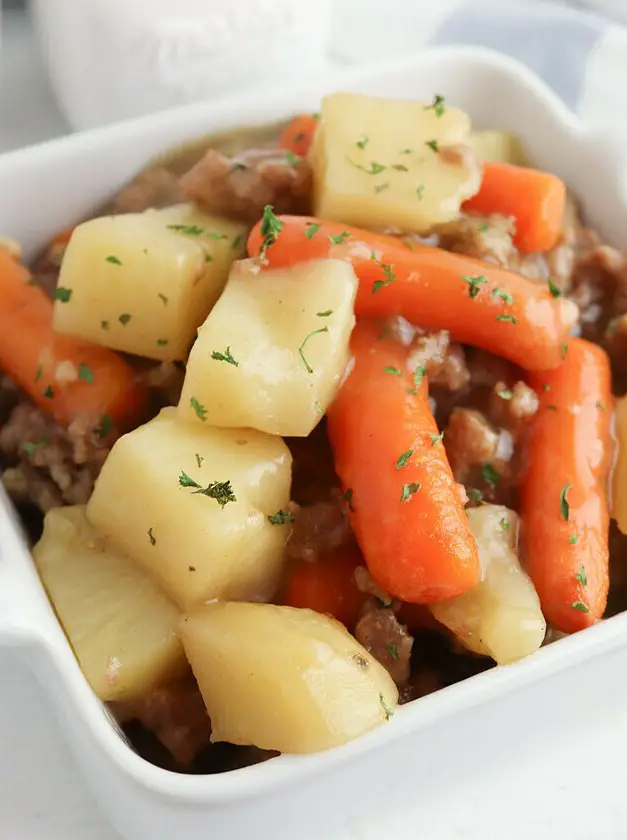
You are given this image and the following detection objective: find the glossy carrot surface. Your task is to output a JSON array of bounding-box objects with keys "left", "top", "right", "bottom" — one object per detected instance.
[
  {"left": 326, "top": 321, "right": 480, "bottom": 603},
  {"left": 522, "top": 339, "right": 612, "bottom": 632}
]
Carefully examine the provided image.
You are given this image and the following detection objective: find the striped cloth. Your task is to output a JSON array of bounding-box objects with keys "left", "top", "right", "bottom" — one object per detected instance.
[{"left": 330, "top": 0, "right": 627, "bottom": 128}]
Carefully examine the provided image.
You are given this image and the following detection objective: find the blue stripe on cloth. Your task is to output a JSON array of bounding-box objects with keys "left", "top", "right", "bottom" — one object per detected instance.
[{"left": 432, "top": 0, "right": 608, "bottom": 111}]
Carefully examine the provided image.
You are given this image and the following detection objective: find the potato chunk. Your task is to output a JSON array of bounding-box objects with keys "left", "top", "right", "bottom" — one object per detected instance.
[
  {"left": 178, "top": 259, "right": 357, "bottom": 436},
  {"left": 33, "top": 506, "right": 185, "bottom": 702},
  {"left": 469, "top": 130, "right": 526, "bottom": 165},
  {"left": 86, "top": 408, "right": 291, "bottom": 608},
  {"left": 181, "top": 602, "right": 398, "bottom": 753},
  {"left": 309, "top": 92, "right": 481, "bottom": 234},
  {"left": 430, "top": 505, "right": 546, "bottom": 664},
  {"left": 53, "top": 204, "right": 246, "bottom": 362}
]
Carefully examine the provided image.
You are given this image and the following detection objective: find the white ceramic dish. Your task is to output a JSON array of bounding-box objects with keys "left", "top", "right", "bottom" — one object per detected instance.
[{"left": 1, "top": 45, "right": 627, "bottom": 840}]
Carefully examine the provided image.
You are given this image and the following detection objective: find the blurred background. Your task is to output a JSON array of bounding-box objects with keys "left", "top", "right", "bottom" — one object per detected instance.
[{"left": 2, "top": 0, "right": 627, "bottom": 153}]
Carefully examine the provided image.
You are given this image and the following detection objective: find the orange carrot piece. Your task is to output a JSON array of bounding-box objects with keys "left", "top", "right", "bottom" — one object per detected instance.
[
  {"left": 522, "top": 339, "right": 612, "bottom": 633},
  {"left": 463, "top": 161, "right": 566, "bottom": 253},
  {"left": 326, "top": 321, "right": 480, "bottom": 604},
  {"left": 282, "top": 548, "right": 367, "bottom": 629},
  {"left": 0, "top": 250, "right": 146, "bottom": 431},
  {"left": 248, "top": 215, "right": 576, "bottom": 371},
  {"left": 278, "top": 114, "right": 318, "bottom": 157}
]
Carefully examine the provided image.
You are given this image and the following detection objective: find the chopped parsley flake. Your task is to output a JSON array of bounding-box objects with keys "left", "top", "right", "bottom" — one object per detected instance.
[
  {"left": 493, "top": 288, "right": 513, "bottom": 304},
  {"left": 497, "top": 389, "right": 513, "bottom": 400},
  {"left": 542, "top": 384, "right": 551, "bottom": 392},
  {"left": 561, "top": 342, "right": 568, "bottom": 359},
  {"left": 467, "top": 488, "right": 483, "bottom": 504},
  {"left": 371, "top": 251, "right": 395, "bottom": 293},
  {"left": 396, "top": 449, "right": 414, "bottom": 469},
  {"left": 314, "top": 400, "right": 325, "bottom": 416},
  {"left": 158, "top": 293, "right": 168, "bottom": 306},
  {"left": 379, "top": 693, "right": 394, "bottom": 720},
  {"left": 157, "top": 338, "right": 168, "bottom": 346},
  {"left": 101, "top": 320, "right": 109, "bottom": 331},
  {"left": 211, "top": 346, "right": 239, "bottom": 367},
  {"left": 400, "top": 482, "right": 421, "bottom": 502},
  {"left": 596, "top": 400, "right": 607, "bottom": 411},
  {"left": 328, "top": 231, "right": 351, "bottom": 245},
  {"left": 268, "top": 509, "right": 294, "bottom": 525},
  {"left": 77, "top": 363, "right": 94, "bottom": 384},
  {"left": 496, "top": 314, "right": 517, "bottom": 324},
  {"left": 43, "top": 385, "right": 54, "bottom": 399},
  {"left": 500, "top": 518, "right": 511, "bottom": 531},
  {"left": 35, "top": 364, "right": 43, "bottom": 382},
  {"left": 430, "top": 432, "right": 444, "bottom": 446},
  {"left": 348, "top": 159, "right": 387, "bottom": 176},
  {"left": 94, "top": 414, "right": 112, "bottom": 439},
  {"left": 416, "top": 184, "right": 425, "bottom": 200},
  {"left": 375, "top": 183, "right": 390, "bottom": 194},
  {"left": 118, "top": 313, "right": 131, "bottom": 326},
  {"left": 462, "top": 274, "right": 488, "bottom": 299},
  {"left": 298, "top": 327, "right": 329, "bottom": 374},
  {"left": 572, "top": 601, "right": 589, "bottom": 613},
  {"left": 305, "top": 223, "right": 320, "bottom": 240},
  {"left": 547, "top": 404, "right": 558, "bottom": 411},
  {"left": 400, "top": 148, "right": 414, "bottom": 155},
  {"left": 178, "top": 472, "right": 236, "bottom": 508},
  {"left": 575, "top": 565, "right": 587, "bottom": 584},
  {"left": 383, "top": 366, "right": 402, "bottom": 376},
  {"left": 413, "top": 365, "right": 426, "bottom": 389},
  {"left": 356, "top": 135, "right": 369, "bottom": 150},
  {"left": 105, "top": 255, "right": 122, "bottom": 266},
  {"left": 560, "top": 483, "right": 571, "bottom": 521},
  {"left": 148, "top": 528, "right": 156, "bottom": 546},
  {"left": 387, "top": 644, "right": 399, "bottom": 661},
  {"left": 425, "top": 94, "right": 446, "bottom": 117},
  {"left": 570, "top": 535, "right": 580, "bottom": 546},
  {"left": 341, "top": 487, "right": 354, "bottom": 511},
  {"left": 259, "top": 205, "right": 282, "bottom": 260},
  {"left": 195, "top": 453, "right": 204, "bottom": 468},
  {"left": 391, "top": 164, "right": 408, "bottom": 172},
  {"left": 190, "top": 396, "right": 208, "bottom": 422},
  {"left": 482, "top": 462, "right": 500, "bottom": 485},
  {"left": 232, "top": 234, "right": 243, "bottom": 250},
  {"left": 317, "top": 309, "right": 333, "bottom": 317},
  {"left": 548, "top": 278, "right": 562, "bottom": 298},
  {"left": 425, "top": 139, "right": 439, "bottom": 153},
  {"left": 285, "top": 150, "right": 301, "bottom": 166},
  {"left": 478, "top": 223, "right": 490, "bottom": 232},
  {"left": 54, "top": 287, "right": 73, "bottom": 303}
]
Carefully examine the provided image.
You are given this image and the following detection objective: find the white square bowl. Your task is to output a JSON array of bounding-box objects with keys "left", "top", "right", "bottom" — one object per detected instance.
[{"left": 1, "top": 45, "right": 627, "bottom": 840}]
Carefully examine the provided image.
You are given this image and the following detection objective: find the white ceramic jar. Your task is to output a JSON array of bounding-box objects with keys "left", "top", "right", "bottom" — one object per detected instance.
[{"left": 30, "top": 0, "right": 333, "bottom": 130}]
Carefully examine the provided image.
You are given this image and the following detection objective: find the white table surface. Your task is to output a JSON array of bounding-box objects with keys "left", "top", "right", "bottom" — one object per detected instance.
[{"left": 3, "top": 6, "right": 627, "bottom": 840}]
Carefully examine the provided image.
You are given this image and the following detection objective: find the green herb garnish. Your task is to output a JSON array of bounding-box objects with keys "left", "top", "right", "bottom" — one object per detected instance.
[
  {"left": 328, "top": 231, "right": 351, "bottom": 245},
  {"left": 383, "top": 366, "right": 402, "bottom": 376},
  {"left": 211, "top": 346, "right": 238, "bottom": 367},
  {"left": 497, "top": 389, "right": 513, "bottom": 400},
  {"left": 105, "top": 255, "right": 122, "bottom": 266},
  {"left": 424, "top": 94, "right": 446, "bottom": 117},
  {"left": 178, "top": 472, "right": 236, "bottom": 508},
  {"left": 118, "top": 313, "right": 131, "bottom": 326},
  {"left": 285, "top": 150, "right": 301, "bottom": 166},
  {"left": 258, "top": 204, "right": 282, "bottom": 260},
  {"left": 482, "top": 462, "right": 500, "bottom": 485},
  {"left": 387, "top": 644, "right": 399, "bottom": 661},
  {"left": 305, "top": 223, "right": 320, "bottom": 240},
  {"left": 298, "top": 327, "right": 329, "bottom": 374},
  {"left": 158, "top": 293, "right": 168, "bottom": 306},
  {"left": 43, "top": 385, "right": 54, "bottom": 399},
  {"left": 356, "top": 135, "right": 369, "bottom": 150},
  {"left": 492, "top": 288, "right": 513, "bottom": 304},
  {"left": 396, "top": 449, "right": 414, "bottom": 469},
  {"left": 462, "top": 274, "right": 488, "bottom": 299},
  {"left": 548, "top": 278, "right": 562, "bottom": 298},
  {"left": 348, "top": 159, "right": 387, "bottom": 176},
  {"left": 379, "top": 693, "right": 394, "bottom": 720},
  {"left": 572, "top": 601, "right": 589, "bottom": 613},
  {"left": 195, "top": 453, "right": 204, "bottom": 468},
  {"left": 496, "top": 314, "right": 517, "bottom": 324},
  {"left": 94, "top": 414, "right": 112, "bottom": 439},
  {"left": 560, "top": 483, "right": 571, "bottom": 521},
  {"left": 190, "top": 396, "right": 207, "bottom": 422},
  {"left": 54, "top": 287, "right": 73, "bottom": 303},
  {"left": 430, "top": 432, "right": 444, "bottom": 446},
  {"left": 268, "top": 509, "right": 294, "bottom": 525},
  {"left": 575, "top": 565, "right": 587, "bottom": 584},
  {"left": 77, "top": 363, "right": 94, "bottom": 384},
  {"left": 157, "top": 338, "right": 168, "bottom": 346},
  {"left": 148, "top": 528, "right": 156, "bottom": 546},
  {"left": 413, "top": 365, "right": 426, "bottom": 389},
  {"left": 425, "top": 139, "right": 439, "bottom": 153},
  {"left": 400, "top": 482, "right": 421, "bottom": 502},
  {"left": 341, "top": 487, "right": 354, "bottom": 511}
]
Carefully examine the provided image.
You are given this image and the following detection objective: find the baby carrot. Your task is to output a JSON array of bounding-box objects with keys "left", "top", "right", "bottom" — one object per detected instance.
[
  {"left": 463, "top": 161, "right": 566, "bottom": 253},
  {"left": 282, "top": 548, "right": 367, "bottom": 629},
  {"left": 0, "top": 250, "right": 146, "bottom": 431},
  {"left": 248, "top": 215, "right": 577, "bottom": 371},
  {"left": 278, "top": 114, "right": 318, "bottom": 157},
  {"left": 326, "top": 320, "right": 480, "bottom": 603},
  {"left": 521, "top": 339, "right": 612, "bottom": 633}
]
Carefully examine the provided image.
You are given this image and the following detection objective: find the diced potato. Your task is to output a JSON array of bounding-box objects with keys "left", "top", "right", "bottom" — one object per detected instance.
[
  {"left": 178, "top": 259, "right": 357, "bottom": 437},
  {"left": 430, "top": 506, "right": 546, "bottom": 665},
  {"left": 53, "top": 203, "right": 247, "bottom": 362},
  {"left": 181, "top": 602, "right": 398, "bottom": 753},
  {"left": 612, "top": 396, "right": 627, "bottom": 534},
  {"left": 33, "top": 506, "right": 185, "bottom": 702},
  {"left": 469, "top": 130, "right": 526, "bottom": 165},
  {"left": 309, "top": 92, "right": 481, "bottom": 234},
  {"left": 86, "top": 408, "right": 292, "bottom": 609}
]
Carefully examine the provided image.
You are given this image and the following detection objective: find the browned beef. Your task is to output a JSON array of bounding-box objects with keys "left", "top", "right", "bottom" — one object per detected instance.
[
  {"left": 286, "top": 499, "right": 353, "bottom": 563},
  {"left": 407, "top": 329, "right": 470, "bottom": 392},
  {"left": 180, "top": 148, "right": 311, "bottom": 223},
  {"left": 109, "top": 168, "right": 184, "bottom": 215},
  {"left": 488, "top": 380, "right": 539, "bottom": 431},
  {"left": 355, "top": 600, "right": 413, "bottom": 686}
]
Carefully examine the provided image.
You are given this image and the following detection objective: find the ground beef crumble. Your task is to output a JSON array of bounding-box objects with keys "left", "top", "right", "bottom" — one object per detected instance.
[{"left": 355, "top": 600, "right": 413, "bottom": 686}]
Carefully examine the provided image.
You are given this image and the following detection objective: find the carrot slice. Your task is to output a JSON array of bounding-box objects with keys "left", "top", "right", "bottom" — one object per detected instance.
[
  {"left": 522, "top": 339, "right": 612, "bottom": 633},
  {"left": 248, "top": 215, "right": 577, "bottom": 371},
  {"left": 0, "top": 250, "right": 146, "bottom": 431},
  {"left": 282, "top": 547, "right": 366, "bottom": 629},
  {"left": 278, "top": 114, "right": 318, "bottom": 157},
  {"left": 326, "top": 320, "right": 480, "bottom": 603},
  {"left": 463, "top": 161, "right": 566, "bottom": 253}
]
